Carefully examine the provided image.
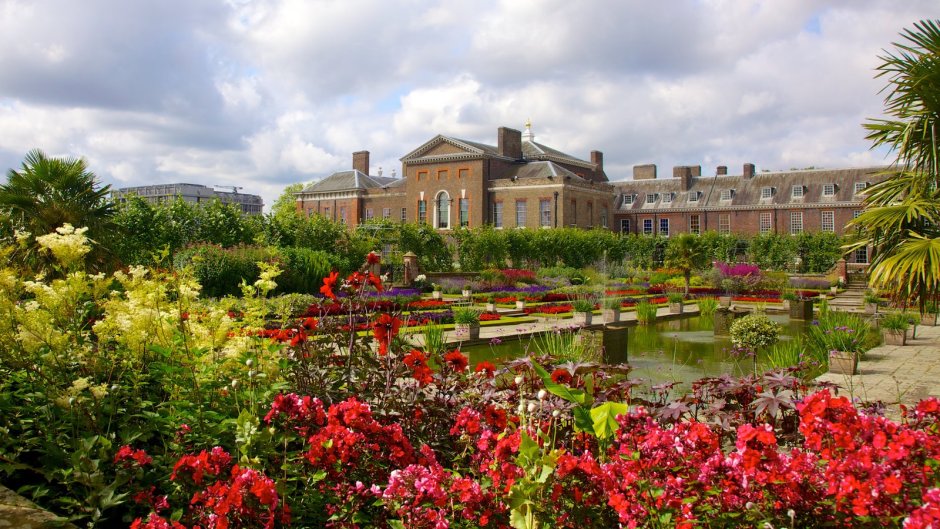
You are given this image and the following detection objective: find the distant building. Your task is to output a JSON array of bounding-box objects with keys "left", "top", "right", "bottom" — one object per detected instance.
[{"left": 113, "top": 183, "right": 264, "bottom": 215}]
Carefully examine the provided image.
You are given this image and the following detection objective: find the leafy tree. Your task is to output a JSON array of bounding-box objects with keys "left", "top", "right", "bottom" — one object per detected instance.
[
  {"left": 851, "top": 20, "right": 940, "bottom": 313},
  {"left": 664, "top": 233, "right": 709, "bottom": 295}
]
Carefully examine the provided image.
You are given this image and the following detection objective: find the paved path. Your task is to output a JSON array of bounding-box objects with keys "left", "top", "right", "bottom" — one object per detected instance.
[
  {"left": 816, "top": 323, "right": 940, "bottom": 418},
  {"left": 0, "top": 483, "right": 75, "bottom": 528}
]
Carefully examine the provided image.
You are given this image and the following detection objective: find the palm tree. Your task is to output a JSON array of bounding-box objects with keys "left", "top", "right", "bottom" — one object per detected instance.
[
  {"left": 664, "top": 233, "right": 708, "bottom": 295},
  {"left": 0, "top": 149, "right": 116, "bottom": 268},
  {"left": 848, "top": 20, "right": 940, "bottom": 314}
]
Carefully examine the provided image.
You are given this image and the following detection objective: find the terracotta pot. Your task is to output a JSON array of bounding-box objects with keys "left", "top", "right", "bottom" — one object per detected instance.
[
  {"left": 455, "top": 323, "right": 480, "bottom": 340},
  {"left": 602, "top": 308, "right": 620, "bottom": 323},
  {"left": 828, "top": 351, "right": 858, "bottom": 375},
  {"left": 882, "top": 329, "right": 907, "bottom": 346},
  {"left": 572, "top": 312, "right": 593, "bottom": 326},
  {"left": 668, "top": 302, "right": 684, "bottom": 314}
]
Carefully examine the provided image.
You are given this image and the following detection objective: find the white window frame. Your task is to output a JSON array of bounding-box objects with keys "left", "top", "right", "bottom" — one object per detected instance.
[
  {"left": 600, "top": 208, "right": 608, "bottom": 228},
  {"left": 382, "top": 207, "right": 391, "bottom": 219},
  {"left": 688, "top": 191, "right": 700, "bottom": 203},
  {"left": 821, "top": 211, "right": 835, "bottom": 233},
  {"left": 854, "top": 210, "right": 862, "bottom": 219},
  {"left": 539, "top": 199, "right": 551, "bottom": 227},
  {"left": 515, "top": 200, "right": 526, "bottom": 227},
  {"left": 854, "top": 182, "right": 867, "bottom": 194},
  {"left": 720, "top": 189, "right": 734, "bottom": 201},
  {"left": 689, "top": 214, "right": 701, "bottom": 235},
  {"left": 642, "top": 218, "right": 653, "bottom": 235},
  {"left": 791, "top": 185, "right": 804, "bottom": 198},
  {"left": 492, "top": 201, "right": 503, "bottom": 228},
  {"left": 646, "top": 193, "right": 657, "bottom": 204},
  {"left": 623, "top": 194, "right": 635, "bottom": 205},
  {"left": 823, "top": 183, "right": 836, "bottom": 197},
  {"left": 418, "top": 200, "right": 427, "bottom": 224},
  {"left": 459, "top": 198, "right": 469, "bottom": 227},
  {"left": 718, "top": 213, "right": 730, "bottom": 235},
  {"left": 365, "top": 208, "right": 374, "bottom": 221},
  {"left": 400, "top": 207, "right": 407, "bottom": 222},
  {"left": 662, "top": 192, "right": 673, "bottom": 204},
  {"left": 620, "top": 219, "right": 631, "bottom": 233},
  {"left": 790, "top": 211, "right": 803, "bottom": 234},
  {"left": 761, "top": 187, "right": 773, "bottom": 199},
  {"left": 759, "top": 212, "right": 772, "bottom": 234},
  {"left": 659, "top": 218, "right": 669, "bottom": 236}
]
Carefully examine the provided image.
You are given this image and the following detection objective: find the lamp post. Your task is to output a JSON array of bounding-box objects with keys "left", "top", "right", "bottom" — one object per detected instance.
[{"left": 553, "top": 191, "right": 559, "bottom": 228}]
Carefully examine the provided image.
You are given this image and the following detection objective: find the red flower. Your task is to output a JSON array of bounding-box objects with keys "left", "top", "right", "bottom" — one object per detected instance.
[
  {"left": 483, "top": 405, "right": 507, "bottom": 430},
  {"left": 403, "top": 349, "right": 433, "bottom": 385},
  {"left": 320, "top": 271, "right": 339, "bottom": 300},
  {"left": 372, "top": 314, "right": 402, "bottom": 356},
  {"left": 367, "top": 271, "right": 384, "bottom": 292},
  {"left": 114, "top": 445, "right": 152, "bottom": 467},
  {"left": 366, "top": 251, "right": 381, "bottom": 265},
  {"left": 474, "top": 361, "right": 496, "bottom": 378},
  {"left": 302, "top": 317, "right": 318, "bottom": 330},
  {"left": 444, "top": 350, "right": 469, "bottom": 372},
  {"left": 551, "top": 368, "right": 573, "bottom": 385}
]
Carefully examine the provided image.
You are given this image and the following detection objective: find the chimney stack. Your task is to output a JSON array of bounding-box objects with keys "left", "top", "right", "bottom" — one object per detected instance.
[
  {"left": 353, "top": 151, "right": 370, "bottom": 175},
  {"left": 633, "top": 164, "right": 657, "bottom": 180},
  {"left": 690, "top": 165, "right": 701, "bottom": 177},
  {"left": 497, "top": 127, "right": 523, "bottom": 159},
  {"left": 743, "top": 163, "right": 755, "bottom": 179},
  {"left": 717, "top": 165, "right": 728, "bottom": 176},
  {"left": 590, "top": 150, "right": 604, "bottom": 172},
  {"left": 673, "top": 166, "right": 693, "bottom": 191}
]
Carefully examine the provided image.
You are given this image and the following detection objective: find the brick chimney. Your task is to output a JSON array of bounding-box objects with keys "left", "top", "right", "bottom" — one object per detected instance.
[
  {"left": 673, "top": 166, "right": 693, "bottom": 191},
  {"left": 717, "top": 165, "right": 728, "bottom": 176},
  {"left": 690, "top": 165, "right": 701, "bottom": 177},
  {"left": 633, "top": 164, "right": 657, "bottom": 180},
  {"left": 498, "top": 127, "right": 522, "bottom": 159},
  {"left": 353, "top": 151, "right": 370, "bottom": 174},
  {"left": 743, "top": 163, "right": 755, "bottom": 179},
  {"left": 590, "top": 150, "right": 604, "bottom": 172}
]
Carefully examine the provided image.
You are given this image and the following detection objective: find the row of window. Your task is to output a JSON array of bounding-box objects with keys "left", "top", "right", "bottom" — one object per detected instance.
[
  {"left": 489, "top": 199, "right": 608, "bottom": 228},
  {"left": 621, "top": 210, "right": 858, "bottom": 236},
  {"left": 622, "top": 182, "right": 868, "bottom": 206}
]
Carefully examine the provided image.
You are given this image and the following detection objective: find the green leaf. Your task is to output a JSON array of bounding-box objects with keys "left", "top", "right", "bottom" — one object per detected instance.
[
  {"left": 589, "top": 401, "right": 629, "bottom": 440},
  {"left": 530, "top": 362, "right": 586, "bottom": 404},
  {"left": 572, "top": 406, "right": 593, "bottom": 433}
]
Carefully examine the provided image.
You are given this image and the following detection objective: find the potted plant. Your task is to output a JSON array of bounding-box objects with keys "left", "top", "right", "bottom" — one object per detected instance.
[
  {"left": 431, "top": 283, "right": 442, "bottom": 300},
  {"left": 880, "top": 312, "right": 910, "bottom": 346},
  {"left": 807, "top": 313, "right": 871, "bottom": 376},
  {"left": 729, "top": 313, "right": 781, "bottom": 376},
  {"left": 485, "top": 294, "right": 497, "bottom": 313},
  {"left": 829, "top": 350, "right": 859, "bottom": 376},
  {"left": 827, "top": 273, "right": 841, "bottom": 295},
  {"left": 453, "top": 307, "right": 482, "bottom": 340},
  {"left": 718, "top": 278, "right": 734, "bottom": 307},
  {"left": 863, "top": 291, "right": 881, "bottom": 314},
  {"left": 667, "top": 292, "right": 684, "bottom": 314},
  {"left": 789, "top": 293, "right": 814, "bottom": 321},
  {"left": 781, "top": 290, "right": 796, "bottom": 311},
  {"left": 461, "top": 283, "right": 472, "bottom": 298},
  {"left": 602, "top": 298, "right": 621, "bottom": 323},
  {"left": 922, "top": 302, "right": 938, "bottom": 326},
  {"left": 571, "top": 299, "right": 595, "bottom": 326}
]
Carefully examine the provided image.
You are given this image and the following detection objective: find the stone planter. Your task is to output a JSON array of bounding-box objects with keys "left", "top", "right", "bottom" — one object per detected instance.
[
  {"left": 882, "top": 329, "right": 907, "bottom": 346},
  {"left": 602, "top": 308, "right": 621, "bottom": 324},
  {"left": 921, "top": 313, "right": 938, "bottom": 326},
  {"left": 865, "top": 303, "right": 879, "bottom": 315},
  {"left": 789, "top": 299, "right": 814, "bottom": 320},
  {"left": 828, "top": 351, "right": 858, "bottom": 376},
  {"left": 781, "top": 300, "right": 791, "bottom": 311},
  {"left": 455, "top": 323, "right": 480, "bottom": 340},
  {"left": 830, "top": 286, "right": 839, "bottom": 295},
  {"left": 713, "top": 307, "right": 747, "bottom": 336},
  {"left": 462, "top": 289, "right": 472, "bottom": 298},
  {"left": 515, "top": 300, "right": 526, "bottom": 310},
  {"left": 572, "top": 311, "right": 593, "bottom": 326},
  {"left": 432, "top": 291, "right": 442, "bottom": 300},
  {"left": 485, "top": 302, "right": 496, "bottom": 312},
  {"left": 718, "top": 296, "right": 732, "bottom": 308},
  {"left": 668, "top": 302, "right": 684, "bottom": 315}
]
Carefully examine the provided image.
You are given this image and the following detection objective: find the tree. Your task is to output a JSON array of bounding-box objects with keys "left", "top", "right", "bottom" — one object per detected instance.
[
  {"left": 0, "top": 149, "right": 116, "bottom": 269},
  {"left": 664, "top": 233, "right": 709, "bottom": 295},
  {"left": 849, "top": 20, "right": 940, "bottom": 313}
]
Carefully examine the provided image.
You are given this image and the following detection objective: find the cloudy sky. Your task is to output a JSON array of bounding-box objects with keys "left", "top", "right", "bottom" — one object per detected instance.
[{"left": 0, "top": 1, "right": 935, "bottom": 209}]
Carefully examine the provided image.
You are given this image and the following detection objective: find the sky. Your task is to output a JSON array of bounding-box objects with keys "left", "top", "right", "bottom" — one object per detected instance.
[{"left": 0, "top": 0, "right": 936, "bottom": 211}]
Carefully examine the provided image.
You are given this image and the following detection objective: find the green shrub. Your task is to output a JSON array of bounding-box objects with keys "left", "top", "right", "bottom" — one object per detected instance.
[
  {"left": 635, "top": 300, "right": 658, "bottom": 324},
  {"left": 730, "top": 314, "right": 781, "bottom": 351},
  {"left": 453, "top": 307, "right": 482, "bottom": 324},
  {"left": 174, "top": 243, "right": 277, "bottom": 298},
  {"left": 697, "top": 297, "right": 719, "bottom": 316},
  {"left": 806, "top": 310, "right": 875, "bottom": 354},
  {"left": 881, "top": 312, "right": 911, "bottom": 331},
  {"left": 274, "top": 247, "right": 340, "bottom": 295}
]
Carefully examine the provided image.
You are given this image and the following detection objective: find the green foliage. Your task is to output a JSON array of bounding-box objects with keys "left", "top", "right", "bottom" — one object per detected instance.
[
  {"left": 806, "top": 310, "right": 876, "bottom": 354},
  {"left": 881, "top": 312, "right": 912, "bottom": 331},
  {"left": 697, "top": 297, "right": 719, "bottom": 317},
  {"left": 635, "top": 300, "right": 658, "bottom": 324},
  {"left": 730, "top": 314, "right": 781, "bottom": 351},
  {"left": 274, "top": 247, "right": 341, "bottom": 295},
  {"left": 174, "top": 244, "right": 277, "bottom": 298},
  {"left": 572, "top": 298, "right": 595, "bottom": 312},
  {"left": 748, "top": 233, "right": 796, "bottom": 271},
  {"left": 452, "top": 306, "right": 482, "bottom": 324},
  {"left": 664, "top": 233, "right": 710, "bottom": 294}
]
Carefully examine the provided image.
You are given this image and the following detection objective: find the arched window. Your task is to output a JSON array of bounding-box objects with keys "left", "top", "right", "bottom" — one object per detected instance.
[{"left": 435, "top": 190, "right": 450, "bottom": 229}]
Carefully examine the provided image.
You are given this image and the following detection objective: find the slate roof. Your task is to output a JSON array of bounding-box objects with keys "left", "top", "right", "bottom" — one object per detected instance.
[
  {"left": 612, "top": 167, "right": 888, "bottom": 211},
  {"left": 522, "top": 140, "right": 594, "bottom": 169},
  {"left": 300, "top": 170, "right": 400, "bottom": 194},
  {"left": 500, "top": 160, "right": 590, "bottom": 182}
]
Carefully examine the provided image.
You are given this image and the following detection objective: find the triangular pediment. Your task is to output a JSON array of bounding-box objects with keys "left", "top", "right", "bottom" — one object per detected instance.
[{"left": 400, "top": 135, "right": 490, "bottom": 163}]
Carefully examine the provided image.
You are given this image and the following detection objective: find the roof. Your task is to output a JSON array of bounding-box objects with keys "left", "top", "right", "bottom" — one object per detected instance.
[
  {"left": 400, "top": 134, "right": 506, "bottom": 163},
  {"left": 522, "top": 140, "right": 594, "bottom": 169},
  {"left": 299, "top": 170, "right": 399, "bottom": 194},
  {"left": 501, "top": 160, "right": 590, "bottom": 182},
  {"left": 611, "top": 166, "right": 888, "bottom": 211}
]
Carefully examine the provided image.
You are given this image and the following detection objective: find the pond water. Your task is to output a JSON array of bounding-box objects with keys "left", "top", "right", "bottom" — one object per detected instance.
[{"left": 462, "top": 313, "right": 806, "bottom": 387}]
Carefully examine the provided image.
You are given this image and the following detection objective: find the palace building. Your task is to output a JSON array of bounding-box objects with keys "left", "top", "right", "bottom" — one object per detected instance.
[{"left": 296, "top": 123, "right": 887, "bottom": 265}]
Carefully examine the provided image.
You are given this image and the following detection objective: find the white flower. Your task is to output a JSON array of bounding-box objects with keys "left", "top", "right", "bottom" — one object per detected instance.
[
  {"left": 552, "top": 410, "right": 560, "bottom": 418},
  {"left": 537, "top": 389, "right": 547, "bottom": 400},
  {"left": 527, "top": 402, "right": 537, "bottom": 413},
  {"left": 514, "top": 376, "right": 523, "bottom": 385}
]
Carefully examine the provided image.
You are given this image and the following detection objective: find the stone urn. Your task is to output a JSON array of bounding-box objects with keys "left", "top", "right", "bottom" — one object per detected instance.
[
  {"left": 602, "top": 308, "right": 621, "bottom": 324},
  {"left": 828, "top": 351, "right": 858, "bottom": 375},
  {"left": 882, "top": 329, "right": 907, "bottom": 346},
  {"left": 789, "top": 299, "right": 814, "bottom": 320},
  {"left": 572, "top": 311, "right": 593, "bottom": 326},
  {"left": 455, "top": 323, "right": 480, "bottom": 340}
]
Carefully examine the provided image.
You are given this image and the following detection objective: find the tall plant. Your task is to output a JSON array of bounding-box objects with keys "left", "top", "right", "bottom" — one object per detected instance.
[
  {"left": 664, "top": 233, "right": 709, "bottom": 295},
  {"left": 851, "top": 20, "right": 940, "bottom": 314}
]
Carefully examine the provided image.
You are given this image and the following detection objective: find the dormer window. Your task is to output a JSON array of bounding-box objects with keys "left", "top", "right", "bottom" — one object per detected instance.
[
  {"left": 720, "top": 189, "right": 734, "bottom": 201},
  {"left": 854, "top": 182, "right": 867, "bottom": 194},
  {"left": 623, "top": 193, "right": 635, "bottom": 205},
  {"left": 688, "top": 191, "right": 700, "bottom": 203},
  {"left": 646, "top": 193, "right": 657, "bottom": 204},
  {"left": 823, "top": 183, "right": 836, "bottom": 197},
  {"left": 761, "top": 187, "right": 774, "bottom": 199},
  {"left": 792, "top": 185, "right": 804, "bottom": 198},
  {"left": 662, "top": 192, "right": 674, "bottom": 204}
]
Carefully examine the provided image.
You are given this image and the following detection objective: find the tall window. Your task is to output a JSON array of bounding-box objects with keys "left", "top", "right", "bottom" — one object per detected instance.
[
  {"left": 718, "top": 213, "right": 730, "bottom": 235},
  {"left": 855, "top": 247, "right": 868, "bottom": 263},
  {"left": 418, "top": 200, "right": 427, "bottom": 224},
  {"left": 689, "top": 214, "right": 701, "bottom": 235},
  {"left": 643, "top": 218, "right": 653, "bottom": 235},
  {"left": 821, "top": 211, "right": 834, "bottom": 233},
  {"left": 539, "top": 199, "right": 551, "bottom": 227},
  {"left": 382, "top": 207, "right": 391, "bottom": 219},
  {"left": 459, "top": 198, "right": 469, "bottom": 227},
  {"left": 571, "top": 200, "right": 577, "bottom": 226},
  {"left": 492, "top": 201, "right": 503, "bottom": 228},
  {"left": 620, "top": 219, "right": 631, "bottom": 233},
  {"left": 339, "top": 206, "right": 347, "bottom": 225},
  {"left": 434, "top": 191, "right": 450, "bottom": 229},
  {"left": 587, "top": 202, "right": 593, "bottom": 226},
  {"left": 400, "top": 207, "right": 407, "bottom": 222},
  {"left": 516, "top": 200, "right": 526, "bottom": 227},
  {"left": 365, "top": 208, "right": 373, "bottom": 221},
  {"left": 759, "top": 212, "right": 772, "bottom": 234},
  {"left": 790, "top": 211, "right": 803, "bottom": 234},
  {"left": 600, "top": 208, "right": 608, "bottom": 228},
  {"left": 659, "top": 218, "right": 669, "bottom": 236}
]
